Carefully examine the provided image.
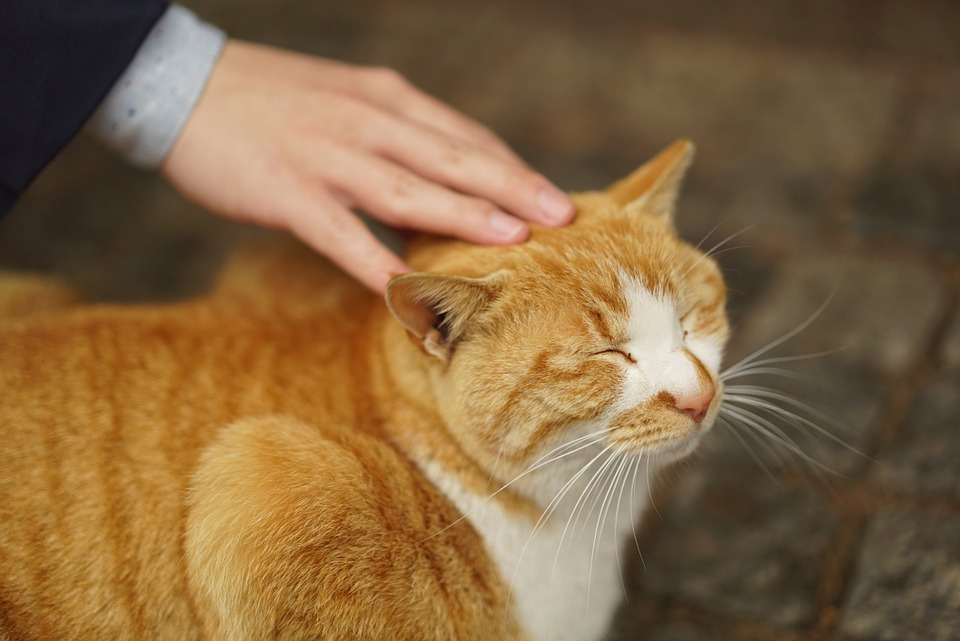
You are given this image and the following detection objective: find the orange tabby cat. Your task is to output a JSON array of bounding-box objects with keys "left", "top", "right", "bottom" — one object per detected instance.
[{"left": 0, "top": 140, "right": 728, "bottom": 641}]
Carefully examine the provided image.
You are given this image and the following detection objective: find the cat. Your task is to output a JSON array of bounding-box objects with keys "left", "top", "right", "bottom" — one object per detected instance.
[{"left": 0, "top": 139, "right": 728, "bottom": 641}]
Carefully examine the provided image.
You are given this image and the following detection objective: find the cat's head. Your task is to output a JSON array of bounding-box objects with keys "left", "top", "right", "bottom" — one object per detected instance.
[{"left": 387, "top": 140, "right": 728, "bottom": 474}]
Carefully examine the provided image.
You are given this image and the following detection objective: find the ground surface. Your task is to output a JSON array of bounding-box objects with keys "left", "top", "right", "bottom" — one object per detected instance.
[{"left": 3, "top": 1, "right": 959, "bottom": 639}]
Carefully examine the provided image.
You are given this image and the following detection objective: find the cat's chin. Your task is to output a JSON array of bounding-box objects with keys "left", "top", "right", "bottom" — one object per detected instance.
[{"left": 631, "top": 430, "right": 705, "bottom": 464}]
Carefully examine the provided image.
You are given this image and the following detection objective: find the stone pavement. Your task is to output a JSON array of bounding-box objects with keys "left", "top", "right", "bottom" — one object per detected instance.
[{"left": 3, "top": 1, "right": 958, "bottom": 639}]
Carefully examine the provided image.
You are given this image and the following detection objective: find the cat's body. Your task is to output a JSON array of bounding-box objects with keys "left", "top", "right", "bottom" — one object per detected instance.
[{"left": 0, "top": 141, "right": 729, "bottom": 641}]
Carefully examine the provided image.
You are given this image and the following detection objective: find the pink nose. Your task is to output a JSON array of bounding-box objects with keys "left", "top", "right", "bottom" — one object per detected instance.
[{"left": 675, "top": 388, "right": 715, "bottom": 424}]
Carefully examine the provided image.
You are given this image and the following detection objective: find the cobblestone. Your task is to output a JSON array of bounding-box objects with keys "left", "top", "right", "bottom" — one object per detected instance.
[
  {"left": 539, "top": 0, "right": 960, "bottom": 66},
  {"left": 839, "top": 507, "right": 960, "bottom": 641},
  {"left": 609, "top": 615, "right": 716, "bottom": 641},
  {"left": 875, "top": 371, "right": 960, "bottom": 502},
  {"left": 637, "top": 465, "right": 836, "bottom": 629},
  {"left": 943, "top": 312, "right": 960, "bottom": 372},
  {"left": 727, "top": 254, "right": 944, "bottom": 378},
  {"left": 852, "top": 81, "right": 960, "bottom": 254}
]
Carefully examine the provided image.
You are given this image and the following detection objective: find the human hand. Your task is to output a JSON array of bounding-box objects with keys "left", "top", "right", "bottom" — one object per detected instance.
[{"left": 161, "top": 40, "right": 574, "bottom": 293}]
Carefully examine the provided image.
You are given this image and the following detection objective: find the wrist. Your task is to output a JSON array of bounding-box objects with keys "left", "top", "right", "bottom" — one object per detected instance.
[{"left": 85, "top": 5, "right": 226, "bottom": 168}]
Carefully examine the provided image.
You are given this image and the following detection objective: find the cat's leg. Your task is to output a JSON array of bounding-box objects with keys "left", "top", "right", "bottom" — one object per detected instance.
[
  {"left": 0, "top": 272, "right": 80, "bottom": 319},
  {"left": 185, "top": 416, "right": 522, "bottom": 641}
]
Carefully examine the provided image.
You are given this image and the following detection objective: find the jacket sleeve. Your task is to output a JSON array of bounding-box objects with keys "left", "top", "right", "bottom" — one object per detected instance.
[{"left": 0, "top": 0, "right": 169, "bottom": 215}]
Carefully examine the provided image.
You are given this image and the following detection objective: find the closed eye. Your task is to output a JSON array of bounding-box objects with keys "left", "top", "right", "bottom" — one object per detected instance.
[
  {"left": 594, "top": 348, "right": 637, "bottom": 365},
  {"left": 679, "top": 312, "right": 692, "bottom": 341}
]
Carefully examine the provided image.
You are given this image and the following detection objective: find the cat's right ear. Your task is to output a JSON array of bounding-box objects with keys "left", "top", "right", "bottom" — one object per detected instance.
[
  {"left": 605, "top": 139, "right": 695, "bottom": 219},
  {"left": 386, "top": 271, "right": 507, "bottom": 362}
]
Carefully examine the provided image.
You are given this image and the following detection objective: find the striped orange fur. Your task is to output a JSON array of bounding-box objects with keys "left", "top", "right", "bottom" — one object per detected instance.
[{"left": 0, "top": 140, "right": 728, "bottom": 641}]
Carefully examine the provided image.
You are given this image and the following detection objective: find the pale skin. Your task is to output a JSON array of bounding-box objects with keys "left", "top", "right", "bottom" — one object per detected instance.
[{"left": 161, "top": 40, "right": 575, "bottom": 293}]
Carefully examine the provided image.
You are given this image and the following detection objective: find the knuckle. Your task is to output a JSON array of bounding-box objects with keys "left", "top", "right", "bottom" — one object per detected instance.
[
  {"left": 329, "top": 96, "right": 388, "bottom": 145},
  {"left": 492, "top": 166, "right": 526, "bottom": 196},
  {"left": 365, "top": 66, "right": 409, "bottom": 93},
  {"left": 462, "top": 199, "right": 499, "bottom": 223},
  {"left": 440, "top": 137, "right": 467, "bottom": 168},
  {"left": 384, "top": 171, "right": 419, "bottom": 218},
  {"left": 335, "top": 93, "right": 378, "bottom": 122},
  {"left": 511, "top": 168, "right": 543, "bottom": 195},
  {"left": 473, "top": 123, "right": 500, "bottom": 143}
]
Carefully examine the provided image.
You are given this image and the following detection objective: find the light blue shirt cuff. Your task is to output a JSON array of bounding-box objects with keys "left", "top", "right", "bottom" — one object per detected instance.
[{"left": 86, "top": 5, "right": 226, "bottom": 168}]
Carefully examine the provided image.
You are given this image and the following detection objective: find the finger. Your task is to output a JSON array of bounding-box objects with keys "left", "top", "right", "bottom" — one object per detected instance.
[
  {"left": 363, "top": 113, "right": 574, "bottom": 227},
  {"left": 392, "top": 93, "right": 523, "bottom": 165},
  {"left": 313, "top": 142, "right": 530, "bottom": 245},
  {"left": 219, "top": 49, "right": 525, "bottom": 166},
  {"left": 355, "top": 67, "right": 524, "bottom": 165},
  {"left": 283, "top": 184, "right": 410, "bottom": 294}
]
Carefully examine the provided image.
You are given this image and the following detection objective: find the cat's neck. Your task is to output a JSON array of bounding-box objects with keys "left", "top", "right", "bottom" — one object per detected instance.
[{"left": 368, "top": 307, "right": 537, "bottom": 519}]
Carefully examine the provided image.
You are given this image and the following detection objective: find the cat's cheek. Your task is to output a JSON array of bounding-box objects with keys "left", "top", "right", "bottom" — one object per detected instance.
[
  {"left": 429, "top": 356, "right": 506, "bottom": 457},
  {"left": 520, "top": 363, "right": 619, "bottom": 433},
  {"left": 685, "top": 334, "right": 726, "bottom": 377}
]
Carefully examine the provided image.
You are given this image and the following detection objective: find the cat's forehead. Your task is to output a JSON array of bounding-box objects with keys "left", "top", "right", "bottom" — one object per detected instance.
[
  {"left": 407, "top": 190, "right": 681, "bottom": 276},
  {"left": 518, "top": 218, "right": 686, "bottom": 301}
]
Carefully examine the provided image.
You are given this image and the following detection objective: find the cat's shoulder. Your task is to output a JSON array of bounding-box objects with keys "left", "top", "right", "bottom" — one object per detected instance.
[
  {"left": 187, "top": 414, "right": 522, "bottom": 640},
  {"left": 212, "top": 240, "right": 368, "bottom": 312}
]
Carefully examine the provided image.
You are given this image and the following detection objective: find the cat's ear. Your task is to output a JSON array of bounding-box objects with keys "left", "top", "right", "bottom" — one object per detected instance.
[
  {"left": 606, "top": 139, "right": 695, "bottom": 218},
  {"left": 386, "top": 271, "right": 507, "bottom": 362}
]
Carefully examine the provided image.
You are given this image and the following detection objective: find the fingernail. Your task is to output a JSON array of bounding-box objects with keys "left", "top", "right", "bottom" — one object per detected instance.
[
  {"left": 538, "top": 186, "right": 574, "bottom": 225},
  {"left": 488, "top": 211, "right": 527, "bottom": 241}
]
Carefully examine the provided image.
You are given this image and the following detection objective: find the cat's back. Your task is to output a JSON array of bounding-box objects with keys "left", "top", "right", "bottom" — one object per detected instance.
[
  {"left": 0, "top": 258, "right": 367, "bottom": 463},
  {"left": 0, "top": 243, "right": 370, "bottom": 448},
  {"left": 0, "top": 252, "right": 377, "bottom": 640},
  {"left": 0, "top": 297, "right": 221, "bottom": 639}
]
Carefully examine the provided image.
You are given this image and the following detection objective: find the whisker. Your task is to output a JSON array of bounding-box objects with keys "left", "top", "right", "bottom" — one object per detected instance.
[
  {"left": 610, "top": 455, "right": 636, "bottom": 599},
  {"left": 526, "top": 426, "right": 615, "bottom": 470},
  {"left": 730, "top": 413, "right": 800, "bottom": 477},
  {"left": 643, "top": 454, "right": 661, "bottom": 519},
  {"left": 420, "top": 428, "right": 611, "bottom": 542},
  {"left": 725, "top": 389, "right": 866, "bottom": 464},
  {"left": 575, "top": 451, "right": 621, "bottom": 544},
  {"left": 721, "top": 405, "right": 837, "bottom": 479},
  {"left": 487, "top": 441, "right": 506, "bottom": 487},
  {"left": 628, "top": 455, "right": 647, "bottom": 571},
  {"left": 537, "top": 445, "right": 613, "bottom": 552},
  {"left": 726, "top": 401, "right": 826, "bottom": 462},
  {"left": 593, "top": 454, "right": 627, "bottom": 568},
  {"left": 536, "top": 445, "right": 612, "bottom": 544},
  {"left": 549, "top": 448, "right": 617, "bottom": 583},
  {"left": 691, "top": 221, "right": 724, "bottom": 253},
  {"left": 724, "top": 385, "right": 860, "bottom": 439},
  {"left": 512, "top": 446, "right": 614, "bottom": 604},
  {"left": 722, "top": 289, "right": 837, "bottom": 379},
  {"left": 583, "top": 452, "right": 622, "bottom": 613},
  {"left": 721, "top": 350, "right": 843, "bottom": 381},
  {"left": 683, "top": 226, "right": 755, "bottom": 279},
  {"left": 723, "top": 403, "right": 811, "bottom": 456},
  {"left": 716, "top": 416, "right": 782, "bottom": 484}
]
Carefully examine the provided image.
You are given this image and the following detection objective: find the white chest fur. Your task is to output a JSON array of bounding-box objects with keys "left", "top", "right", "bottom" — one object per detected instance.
[{"left": 421, "top": 452, "right": 650, "bottom": 641}]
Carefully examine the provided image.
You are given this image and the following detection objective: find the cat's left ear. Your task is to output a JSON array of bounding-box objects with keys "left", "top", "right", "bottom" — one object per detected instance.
[
  {"left": 606, "top": 139, "right": 695, "bottom": 219},
  {"left": 386, "top": 271, "right": 507, "bottom": 362}
]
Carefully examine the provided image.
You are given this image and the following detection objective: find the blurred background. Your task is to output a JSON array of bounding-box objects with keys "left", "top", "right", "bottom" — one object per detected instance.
[{"left": 3, "top": 1, "right": 958, "bottom": 639}]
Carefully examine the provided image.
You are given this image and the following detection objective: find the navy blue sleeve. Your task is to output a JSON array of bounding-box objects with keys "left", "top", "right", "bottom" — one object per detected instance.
[{"left": 0, "top": 0, "right": 169, "bottom": 215}]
